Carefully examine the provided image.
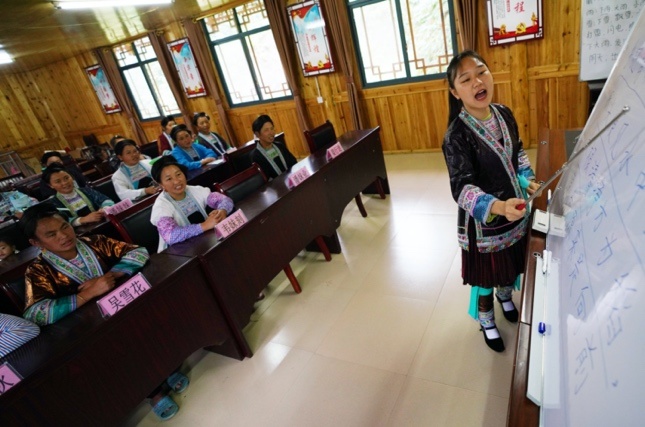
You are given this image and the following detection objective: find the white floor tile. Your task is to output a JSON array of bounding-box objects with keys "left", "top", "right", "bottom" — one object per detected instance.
[{"left": 124, "top": 151, "right": 535, "bottom": 426}]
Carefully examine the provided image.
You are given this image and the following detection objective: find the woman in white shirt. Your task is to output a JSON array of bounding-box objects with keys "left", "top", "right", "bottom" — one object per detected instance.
[
  {"left": 150, "top": 155, "right": 233, "bottom": 253},
  {"left": 111, "top": 139, "right": 159, "bottom": 201}
]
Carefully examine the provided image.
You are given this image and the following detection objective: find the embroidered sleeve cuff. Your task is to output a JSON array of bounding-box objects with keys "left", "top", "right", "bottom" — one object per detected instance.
[
  {"left": 458, "top": 184, "right": 492, "bottom": 222},
  {"left": 157, "top": 216, "right": 204, "bottom": 246},
  {"left": 23, "top": 296, "right": 76, "bottom": 326},
  {"left": 111, "top": 247, "right": 150, "bottom": 275},
  {"left": 473, "top": 193, "right": 496, "bottom": 223},
  {"left": 207, "top": 192, "right": 234, "bottom": 214},
  {"left": 484, "top": 197, "right": 499, "bottom": 224}
]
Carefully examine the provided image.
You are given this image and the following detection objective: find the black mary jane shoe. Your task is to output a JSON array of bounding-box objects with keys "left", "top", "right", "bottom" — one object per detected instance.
[
  {"left": 481, "top": 325, "right": 505, "bottom": 352},
  {"left": 496, "top": 295, "right": 519, "bottom": 323}
]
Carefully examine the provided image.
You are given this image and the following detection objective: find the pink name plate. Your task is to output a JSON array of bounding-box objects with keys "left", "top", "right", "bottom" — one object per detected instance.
[
  {"left": 103, "top": 199, "right": 133, "bottom": 216},
  {"left": 287, "top": 167, "right": 311, "bottom": 188},
  {"left": 326, "top": 142, "right": 344, "bottom": 160},
  {"left": 0, "top": 362, "right": 22, "bottom": 395},
  {"left": 97, "top": 272, "right": 151, "bottom": 318},
  {"left": 215, "top": 209, "right": 248, "bottom": 239}
]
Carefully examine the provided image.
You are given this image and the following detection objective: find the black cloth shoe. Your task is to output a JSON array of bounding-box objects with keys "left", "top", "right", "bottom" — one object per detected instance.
[
  {"left": 496, "top": 295, "right": 519, "bottom": 323},
  {"left": 480, "top": 325, "right": 505, "bottom": 352}
]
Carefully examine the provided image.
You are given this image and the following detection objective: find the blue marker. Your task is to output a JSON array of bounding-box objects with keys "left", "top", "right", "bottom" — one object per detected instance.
[{"left": 538, "top": 322, "right": 546, "bottom": 334}]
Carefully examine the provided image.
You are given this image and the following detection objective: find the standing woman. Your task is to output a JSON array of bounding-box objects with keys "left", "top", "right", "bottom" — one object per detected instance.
[
  {"left": 150, "top": 156, "right": 234, "bottom": 252},
  {"left": 250, "top": 114, "right": 297, "bottom": 180},
  {"left": 193, "top": 111, "right": 231, "bottom": 157},
  {"left": 43, "top": 164, "right": 115, "bottom": 226},
  {"left": 442, "top": 50, "right": 540, "bottom": 352},
  {"left": 170, "top": 124, "right": 217, "bottom": 171},
  {"left": 111, "top": 139, "right": 158, "bottom": 201}
]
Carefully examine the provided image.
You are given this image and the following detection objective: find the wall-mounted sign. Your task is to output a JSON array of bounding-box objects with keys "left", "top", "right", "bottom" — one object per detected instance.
[
  {"left": 486, "top": 0, "right": 544, "bottom": 46},
  {"left": 85, "top": 64, "right": 122, "bottom": 114},
  {"left": 167, "top": 38, "right": 207, "bottom": 98},
  {"left": 287, "top": 0, "right": 335, "bottom": 76}
]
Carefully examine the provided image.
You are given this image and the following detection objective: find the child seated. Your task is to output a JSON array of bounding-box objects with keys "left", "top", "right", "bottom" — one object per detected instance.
[{"left": 0, "top": 234, "right": 17, "bottom": 261}]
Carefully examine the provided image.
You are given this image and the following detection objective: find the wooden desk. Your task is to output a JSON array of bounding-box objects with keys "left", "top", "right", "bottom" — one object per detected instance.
[
  {"left": 0, "top": 254, "right": 242, "bottom": 426},
  {"left": 74, "top": 193, "right": 160, "bottom": 240},
  {"left": 306, "top": 127, "right": 389, "bottom": 226},
  {"left": 186, "top": 160, "right": 233, "bottom": 188},
  {"left": 165, "top": 170, "right": 335, "bottom": 357},
  {"left": 164, "top": 128, "right": 389, "bottom": 357}
]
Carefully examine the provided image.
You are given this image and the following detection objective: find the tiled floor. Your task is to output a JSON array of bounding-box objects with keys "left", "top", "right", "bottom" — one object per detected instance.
[{"left": 124, "top": 151, "right": 534, "bottom": 427}]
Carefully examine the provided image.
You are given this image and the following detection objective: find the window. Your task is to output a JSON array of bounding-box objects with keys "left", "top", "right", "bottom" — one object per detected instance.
[
  {"left": 203, "top": 1, "right": 292, "bottom": 106},
  {"left": 113, "top": 36, "right": 180, "bottom": 120},
  {"left": 348, "top": 0, "right": 457, "bottom": 87}
]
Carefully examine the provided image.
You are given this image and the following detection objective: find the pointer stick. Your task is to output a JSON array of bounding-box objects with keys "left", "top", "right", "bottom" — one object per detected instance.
[{"left": 516, "top": 106, "right": 630, "bottom": 210}]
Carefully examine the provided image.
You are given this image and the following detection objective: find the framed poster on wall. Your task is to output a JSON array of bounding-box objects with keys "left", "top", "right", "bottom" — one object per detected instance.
[
  {"left": 167, "top": 38, "right": 207, "bottom": 98},
  {"left": 486, "top": 0, "right": 544, "bottom": 46},
  {"left": 85, "top": 64, "right": 121, "bottom": 114},
  {"left": 287, "top": 0, "right": 334, "bottom": 76}
]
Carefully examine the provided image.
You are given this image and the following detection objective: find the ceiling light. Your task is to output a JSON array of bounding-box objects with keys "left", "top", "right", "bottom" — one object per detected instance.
[
  {"left": 53, "top": 0, "right": 173, "bottom": 10},
  {"left": 0, "top": 50, "right": 13, "bottom": 64}
]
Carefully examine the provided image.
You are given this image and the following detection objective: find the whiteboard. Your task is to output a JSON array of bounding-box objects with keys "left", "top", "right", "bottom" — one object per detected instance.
[
  {"left": 541, "top": 6, "right": 645, "bottom": 426},
  {"left": 579, "top": 0, "right": 645, "bottom": 81}
]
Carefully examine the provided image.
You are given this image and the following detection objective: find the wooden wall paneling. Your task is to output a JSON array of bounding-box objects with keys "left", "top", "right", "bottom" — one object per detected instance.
[
  {"left": 0, "top": 77, "right": 30, "bottom": 147},
  {"left": 304, "top": 100, "right": 327, "bottom": 131},
  {"left": 404, "top": 93, "right": 427, "bottom": 150},
  {"left": 509, "top": 43, "right": 530, "bottom": 144},
  {"left": 366, "top": 97, "right": 397, "bottom": 151},
  {"left": 226, "top": 100, "right": 308, "bottom": 158},
  {"left": 3, "top": 74, "right": 50, "bottom": 146},
  {"left": 0, "top": 0, "right": 592, "bottom": 162},
  {"left": 32, "top": 65, "right": 79, "bottom": 133},
  {"left": 428, "top": 90, "right": 449, "bottom": 148}
]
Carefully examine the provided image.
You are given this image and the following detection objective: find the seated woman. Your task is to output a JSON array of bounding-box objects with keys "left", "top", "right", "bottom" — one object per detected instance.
[
  {"left": 20, "top": 203, "right": 149, "bottom": 325},
  {"left": 111, "top": 139, "right": 159, "bottom": 201},
  {"left": 0, "top": 189, "right": 37, "bottom": 220},
  {"left": 193, "top": 112, "right": 231, "bottom": 157},
  {"left": 19, "top": 204, "right": 184, "bottom": 420},
  {"left": 150, "top": 156, "right": 234, "bottom": 252},
  {"left": 251, "top": 114, "right": 297, "bottom": 179},
  {"left": 40, "top": 152, "right": 89, "bottom": 199},
  {"left": 0, "top": 313, "right": 39, "bottom": 358},
  {"left": 157, "top": 116, "right": 176, "bottom": 155},
  {"left": 170, "top": 124, "right": 217, "bottom": 171},
  {"left": 42, "top": 164, "right": 115, "bottom": 226}
]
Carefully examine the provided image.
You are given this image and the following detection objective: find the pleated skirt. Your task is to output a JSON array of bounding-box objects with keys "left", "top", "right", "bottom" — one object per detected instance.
[{"left": 461, "top": 217, "right": 527, "bottom": 289}]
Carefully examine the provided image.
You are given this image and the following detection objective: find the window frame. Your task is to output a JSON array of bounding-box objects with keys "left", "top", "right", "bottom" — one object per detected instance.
[
  {"left": 202, "top": 4, "right": 293, "bottom": 108},
  {"left": 113, "top": 37, "right": 179, "bottom": 122},
  {"left": 347, "top": 0, "right": 458, "bottom": 89}
]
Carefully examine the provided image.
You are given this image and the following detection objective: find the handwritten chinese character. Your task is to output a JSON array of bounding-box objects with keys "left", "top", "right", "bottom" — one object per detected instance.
[{"left": 597, "top": 234, "right": 617, "bottom": 265}]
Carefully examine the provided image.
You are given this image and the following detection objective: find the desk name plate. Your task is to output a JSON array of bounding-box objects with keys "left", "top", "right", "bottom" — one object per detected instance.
[
  {"left": 215, "top": 209, "right": 248, "bottom": 239},
  {"left": 287, "top": 167, "right": 311, "bottom": 188},
  {"left": 96, "top": 272, "right": 152, "bottom": 318},
  {"left": 0, "top": 362, "right": 22, "bottom": 395},
  {"left": 103, "top": 199, "right": 133, "bottom": 216},
  {"left": 326, "top": 142, "right": 344, "bottom": 160}
]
